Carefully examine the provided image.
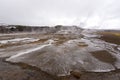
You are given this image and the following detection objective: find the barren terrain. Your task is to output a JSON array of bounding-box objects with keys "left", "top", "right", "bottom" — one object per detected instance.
[{"left": 0, "top": 27, "right": 120, "bottom": 80}]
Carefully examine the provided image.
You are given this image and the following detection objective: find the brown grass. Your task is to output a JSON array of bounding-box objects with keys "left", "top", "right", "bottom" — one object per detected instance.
[{"left": 97, "top": 31, "right": 120, "bottom": 45}]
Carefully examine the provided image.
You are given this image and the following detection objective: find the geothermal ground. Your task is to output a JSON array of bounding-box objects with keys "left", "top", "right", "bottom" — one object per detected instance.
[{"left": 0, "top": 29, "right": 120, "bottom": 80}]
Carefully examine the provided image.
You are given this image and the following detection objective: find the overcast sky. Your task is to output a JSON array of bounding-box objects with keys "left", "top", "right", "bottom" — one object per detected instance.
[{"left": 0, "top": 0, "right": 120, "bottom": 29}]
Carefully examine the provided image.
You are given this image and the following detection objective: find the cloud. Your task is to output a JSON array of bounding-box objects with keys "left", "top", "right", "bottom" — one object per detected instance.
[{"left": 0, "top": 0, "right": 120, "bottom": 29}]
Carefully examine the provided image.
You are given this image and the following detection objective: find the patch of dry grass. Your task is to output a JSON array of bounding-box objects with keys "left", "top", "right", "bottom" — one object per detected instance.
[
  {"left": 98, "top": 31, "right": 120, "bottom": 37},
  {"left": 97, "top": 31, "right": 120, "bottom": 45},
  {"left": 114, "top": 33, "right": 120, "bottom": 37}
]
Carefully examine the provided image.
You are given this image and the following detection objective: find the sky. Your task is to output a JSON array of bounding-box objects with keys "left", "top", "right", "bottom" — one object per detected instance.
[{"left": 0, "top": 0, "right": 120, "bottom": 29}]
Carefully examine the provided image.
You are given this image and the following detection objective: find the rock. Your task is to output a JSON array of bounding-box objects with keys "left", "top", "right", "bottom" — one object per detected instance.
[{"left": 70, "top": 71, "right": 81, "bottom": 79}]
